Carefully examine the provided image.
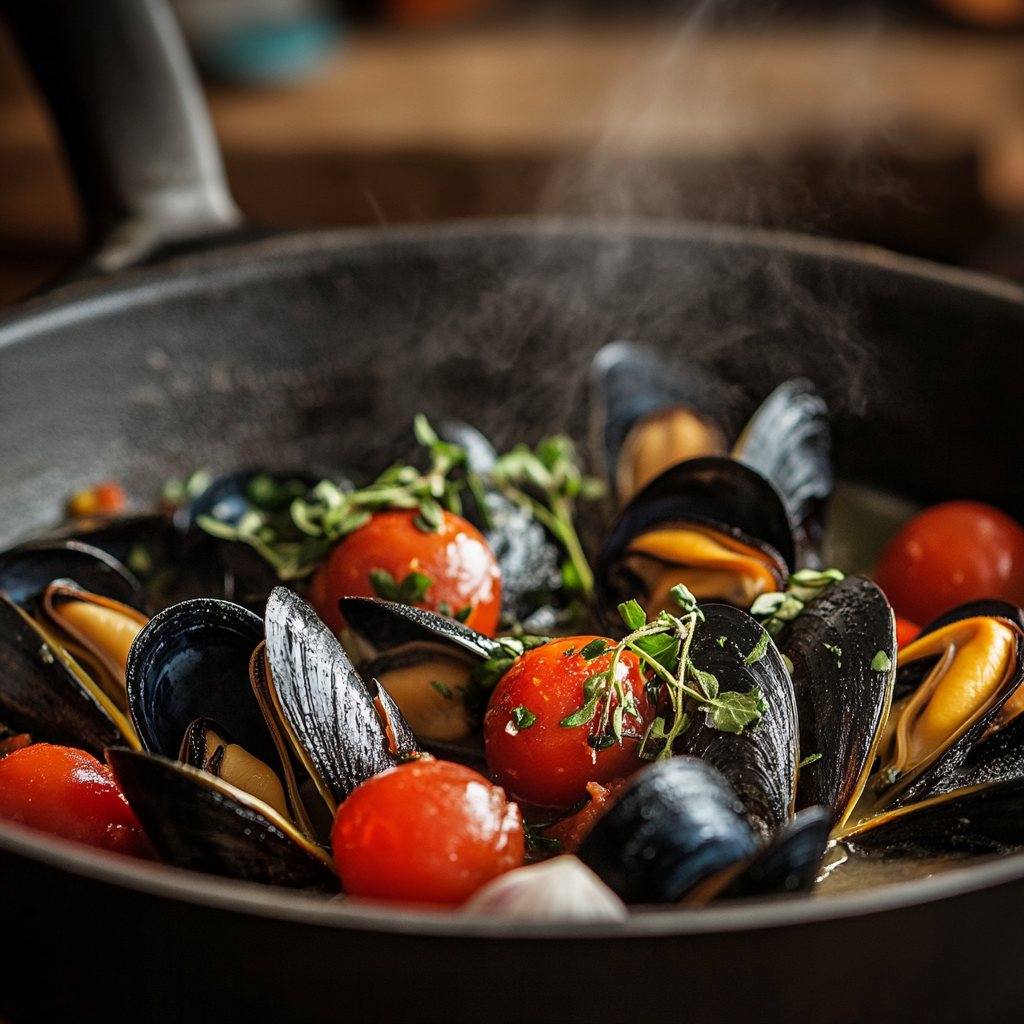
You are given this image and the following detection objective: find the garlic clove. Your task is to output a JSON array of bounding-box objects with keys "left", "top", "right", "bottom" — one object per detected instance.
[{"left": 462, "top": 856, "right": 628, "bottom": 922}]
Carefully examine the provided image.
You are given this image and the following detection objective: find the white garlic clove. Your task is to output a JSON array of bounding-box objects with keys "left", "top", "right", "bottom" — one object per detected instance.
[{"left": 461, "top": 856, "right": 628, "bottom": 922}]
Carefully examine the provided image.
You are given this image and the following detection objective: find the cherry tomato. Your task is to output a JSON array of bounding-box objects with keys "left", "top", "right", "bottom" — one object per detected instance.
[
  {"left": 0, "top": 744, "right": 153, "bottom": 858},
  {"left": 308, "top": 509, "right": 501, "bottom": 638},
  {"left": 895, "top": 615, "right": 922, "bottom": 650},
  {"left": 873, "top": 501, "right": 1024, "bottom": 627},
  {"left": 331, "top": 754, "right": 523, "bottom": 905},
  {"left": 483, "top": 637, "right": 655, "bottom": 810},
  {"left": 67, "top": 481, "right": 127, "bottom": 518}
]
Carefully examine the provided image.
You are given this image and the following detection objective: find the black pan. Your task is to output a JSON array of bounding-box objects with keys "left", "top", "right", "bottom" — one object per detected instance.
[{"left": 1, "top": 3, "right": 1024, "bottom": 1021}]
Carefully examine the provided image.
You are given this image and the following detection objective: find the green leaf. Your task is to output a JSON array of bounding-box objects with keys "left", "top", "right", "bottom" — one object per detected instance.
[
  {"left": 670, "top": 583, "right": 698, "bottom": 614},
  {"left": 774, "top": 595, "right": 806, "bottom": 622},
  {"left": 871, "top": 650, "right": 892, "bottom": 672},
  {"left": 579, "top": 638, "right": 610, "bottom": 661},
  {"left": 561, "top": 559, "right": 584, "bottom": 592},
  {"left": 397, "top": 572, "right": 433, "bottom": 604},
  {"left": 824, "top": 643, "right": 843, "bottom": 667},
  {"left": 368, "top": 569, "right": 401, "bottom": 602},
  {"left": 588, "top": 733, "right": 617, "bottom": 751},
  {"left": 612, "top": 704, "right": 625, "bottom": 742},
  {"left": 560, "top": 694, "right": 601, "bottom": 728},
  {"left": 523, "top": 824, "right": 562, "bottom": 854},
  {"left": 782, "top": 654, "right": 794, "bottom": 674},
  {"left": 618, "top": 599, "right": 647, "bottom": 631},
  {"left": 455, "top": 605, "right": 473, "bottom": 623},
  {"left": 470, "top": 657, "right": 515, "bottom": 690},
  {"left": 415, "top": 497, "right": 444, "bottom": 533},
  {"left": 750, "top": 592, "right": 787, "bottom": 618},
  {"left": 430, "top": 681, "right": 453, "bottom": 699},
  {"left": 716, "top": 636, "right": 727, "bottom": 647},
  {"left": 196, "top": 514, "right": 241, "bottom": 541},
  {"left": 634, "top": 632, "right": 680, "bottom": 672},
  {"left": 691, "top": 667, "right": 719, "bottom": 700},
  {"left": 798, "top": 752, "right": 823, "bottom": 768},
  {"left": 705, "top": 689, "right": 765, "bottom": 735},
  {"left": 582, "top": 671, "right": 608, "bottom": 701},
  {"left": 413, "top": 413, "right": 439, "bottom": 447},
  {"left": 510, "top": 705, "right": 537, "bottom": 730},
  {"left": 743, "top": 632, "right": 770, "bottom": 665}
]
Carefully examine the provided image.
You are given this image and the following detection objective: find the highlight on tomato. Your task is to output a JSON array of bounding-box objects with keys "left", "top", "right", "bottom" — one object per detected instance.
[
  {"left": 331, "top": 754, "right": 523, "bottom": 905},
  {"left": 0, "top": 744, "right": 154, "bottom": 858},
  {"left": 873, "top": 500, "right": 1024, "bottom": 627},
  {"left": 483, "top": 636, "right": 656, "bottom": 811},
  {"left": 308, "top": 508, "right": 502, "bottom": 638}
]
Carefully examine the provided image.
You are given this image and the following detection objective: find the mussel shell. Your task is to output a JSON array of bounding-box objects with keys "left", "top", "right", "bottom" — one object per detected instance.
[
  {"left": 721, "top": 806, "right": 831, "bottom": 899},
  {"left": 780, "top": 575, "right": 896, "bottom": 829},
  {"left": 176, "top": 471, "right": 320, "bottom": 537},
  {"left": 0, "top": 540, "right": 145, "bottom": 612},
  {"left": 839, "top": 778, "right": 1024, "bottom": 856},
  {"left": 577, "top": 756, "right": 759, "bottom": 904},
  {"left": 0, "top": 593, "right": 135, "bottom": 755},
  {"left": 680, "top": 604, "right": 798, "bottom": 841},
  {"left": 264, "top": 588, "right": 416, "bottom": 807},
  {"left": 107, "top": 747, "right": 338, "bottom": 889},
  {"left": 126, "top": 599, "right": 277, "bottom": 768},
  {"left": 339, "top": 597, "right": 502, "bottom": 662}
]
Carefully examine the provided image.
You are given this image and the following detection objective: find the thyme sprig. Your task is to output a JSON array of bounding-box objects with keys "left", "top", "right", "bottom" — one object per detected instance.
[
  {"left": 750, "top": 568, "right": 845, "bottom": 638},
  {"left": 560, "top": 585, "right": 767, "bottom": 760}
]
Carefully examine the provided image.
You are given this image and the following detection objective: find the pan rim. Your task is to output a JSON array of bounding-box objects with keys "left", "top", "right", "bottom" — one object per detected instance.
[{"left": 3, "top": 216, "right": 1024, "bottom": 938}]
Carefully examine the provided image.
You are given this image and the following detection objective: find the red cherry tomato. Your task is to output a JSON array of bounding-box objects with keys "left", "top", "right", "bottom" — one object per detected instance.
[
  {"left": 873, "top": 501, "right": 1024, "bottom": 626},
  {"left": 331, "top": 754, "right": 523, "bottom": 905},
  {"left": 308, "top": 509, "right": 501, "bottom": 638},
  {"left": 0, "top": 744, "right": 153, "bottom": 858},
  {"left": 895, "top": 615, "right": 922, "bottom": 650},
  {"left": 483, "top": 637, "right": 656, "bottom": 811}
]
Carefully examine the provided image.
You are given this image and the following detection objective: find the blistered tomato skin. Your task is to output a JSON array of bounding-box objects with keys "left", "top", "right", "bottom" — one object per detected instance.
[
  {"left": 331, "top": 755, "right": 523, "bottom": 905},
  {"left": 873, "top": 501, "right": 1024, "bottom": 627},
  {"left": 483, "top": 637, "right": 655, "bottom": 811},
  {"left": 0, "top": 744, "right": 154, "bottom": 858},
  {"left": 308, "top": 509, "right": 501, "bottom": 638}
]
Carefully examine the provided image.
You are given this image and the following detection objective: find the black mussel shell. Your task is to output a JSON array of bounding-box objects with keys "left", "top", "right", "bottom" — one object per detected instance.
[
  {"left": 339, "top": 597, "right": 502, "bottom": 662},
  {"left": 0, "top": 593, "right": 135, "bottom": 755},
  {"left": 126, "top": 599, "right": 277, "bottom": 768},
  {"left": 721, "top": 806, "right": 831, "bottom": 899},
  {"left": 680, "top": 604, "right": 798, "bottom": 842},
  {"left": 780, "top": 575, "right": 895, "bottom": 830},
  {"left": 264, "top": 588, "right": 417, "bottom": 808},
  {"left": 839, "top": 778, "right": 1024, "bottom": 856},
  {"left": 107, "top": 747, "right": 337, "bottom": 889},
  {"left": 0, "top": 540, "right": 146, "bottom": 612},
  {"left": 576, "top": 756, "right": 760, "bottom": 904},
  {"left": 596, "top": 457, "right": 793, "bottom": 627},
  {"left": 880, "top": 603, "right": 1024, "bottom": 810},
  {"left": 176, "top": 471, "right": 320, "bottom": 538}
]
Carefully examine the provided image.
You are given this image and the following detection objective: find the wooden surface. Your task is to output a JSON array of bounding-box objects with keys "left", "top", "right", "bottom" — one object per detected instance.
[{"left": 0, "top": 20, "right": 1022, "bottom": 299}]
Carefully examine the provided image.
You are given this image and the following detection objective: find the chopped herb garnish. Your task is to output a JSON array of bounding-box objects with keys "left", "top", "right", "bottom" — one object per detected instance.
[
  {"left": 743, "top": 632, "right": 770, "bottom": 665},
  {"left": 751, "top": 569, "right": 846, "bottom": 638},
  {"left": 430, "top": 681, "right": 453, "bottom": 699},
  {"left": 871, "top": 650, "right": 892, "bottom": 672},
  {"left": 716, "top": 636, "right": 727, "bottom": 647},
  {"left": 579, "top": 638, "right": 610, "bottom": 662},
  {"left": 798, "top": 752, "right": 823, "bottom": 768},
  {"left": 368, "top": 569, "right": 433, "bottom": 605},
  {"left": 455, "top": 605, "right": 473, "bottom": 623},
  {"left": 823, "top": 643, "right": 843, "bottom": 667},
  {"left": 510, "top": 705, "right": 537, "bottom": 730}
]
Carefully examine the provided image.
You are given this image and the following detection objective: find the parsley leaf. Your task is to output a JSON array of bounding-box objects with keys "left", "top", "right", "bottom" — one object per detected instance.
[
  {"left": 798, "top": 752, "right": 823, "bottom": 768},
  {"left": 703, "top": 689, "right": 766, "bottom": 735},
  {"left": 430, "top": 681, "right": 453, "bottom": 699},
  {"left": 510, "top": 705, "right": 537, "bottom": 729},
  {"left": 618, "top": 599, "right": 647, "bottom": 631}
]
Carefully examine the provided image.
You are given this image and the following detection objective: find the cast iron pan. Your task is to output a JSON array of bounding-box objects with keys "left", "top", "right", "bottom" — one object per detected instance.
[{"left": 1, "top": 3, "right": 1023, "bottom": 1021}]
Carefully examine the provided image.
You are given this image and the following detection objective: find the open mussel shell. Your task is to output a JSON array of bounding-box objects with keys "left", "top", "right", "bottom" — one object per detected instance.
[
  {"left": 577, "top": 756, "right": 760, "bottom": 904},
  {"left": 721, "top": 806, "right": 831, "bottom": 899},
  {"left": 780, "top": 575, "right": 896, "bottom": 830},
  {"left": 339, "top": 597, "right": 503, "bottom": 663},
  {"left": 126, "top": 599, "right": 278, "bottom": 768},
  {"left": 264, "top": 588, "right": 419, "bottom": 810},
  {"left": 595, "top": 457, "right": 793, "bottom": 627},
  {"left": 0, "top": 540, "right": 146, "bottom": 612},
  {"left": 680, "top": 604, "right": 798, "bottom": 842},
  {"left": 0, "top": 593, "right": 136, "bottom": 755},
  {"left": 107, "top": 747, "right": 337, "bottom": 889},
  {"left": 838, "top": 778, "right": 1024, "bottom": 856},
  {"left": 870, "top": 601, "right": 1024, "bottom": 811}
]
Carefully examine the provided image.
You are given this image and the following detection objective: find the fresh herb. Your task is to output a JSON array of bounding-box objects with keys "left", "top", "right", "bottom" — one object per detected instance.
[
  {"left": 455, "top": 606, "right": 473, "bottom": 623},
  {"left": 430, "top": 681, "right": 453, "bottom": 700},
  {"left": 523, "top": 823, "right": 562, "bottom": 854},
  {"left": 716, "top": 636, "right": 727, "bottom": 647},
  {"left": 799, "top": 752, "right": 823, "bottom": 768},
  {"left": 871, "top": 650, "right": 892, "bottom": 672},
  {"left": 823, "top": 643, "right": 843, "bottom": 667},
  {"left": 464, "top": 636, "right": 550, "bottom": 717},
  {"left": 750, "top": 568, "right": 845, "bottom": 638},
  {"left": 743, "top": 632, "right": 770, "bottom": 665},
  {"left": 489, "top": 434, "right": 604, "bottom": 598},
  {"left": 510, "top": 705, "right": 537, "bottom": 730},
  {"left": 579, "top": 638, "right": 610, "bottom": 661},
  {"left": 559, "top": 586, "right": 766, "bottom": 759},
  {"left": 368, "top": 569, "right": 433, "bottom": 605}
]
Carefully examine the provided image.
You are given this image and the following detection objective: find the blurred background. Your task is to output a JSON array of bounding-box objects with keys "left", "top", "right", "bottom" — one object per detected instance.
[{"left": 1, "top": 0, "right": 1023, "bottom": 305}]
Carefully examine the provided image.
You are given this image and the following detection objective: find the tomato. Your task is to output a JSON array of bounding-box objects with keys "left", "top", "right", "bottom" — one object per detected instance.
[
  {"left": 67, "top": 481, "right": 127, "bottom": 518},
  {"left": 895, "top": 615, "right": 922, "bottom": 650},
  {"left": 0, "top": 744, "right": 153, "bottom": 858},
  {"left": 331, "top": 754, "right": 523, "bottom": 905},
  {"left": 308, "top": 509, "right": 501, "bottom": 638},
  {"left": 483, "top": 637, "right": 655, "bottom": 810},
  {"left": 873, "top": 501, "right": 1024, "bottom": 627}
]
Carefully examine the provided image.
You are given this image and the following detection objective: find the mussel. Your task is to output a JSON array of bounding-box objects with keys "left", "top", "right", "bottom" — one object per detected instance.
[{"left": 681, "top": 603, "right": 799, "bottom": 842}]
